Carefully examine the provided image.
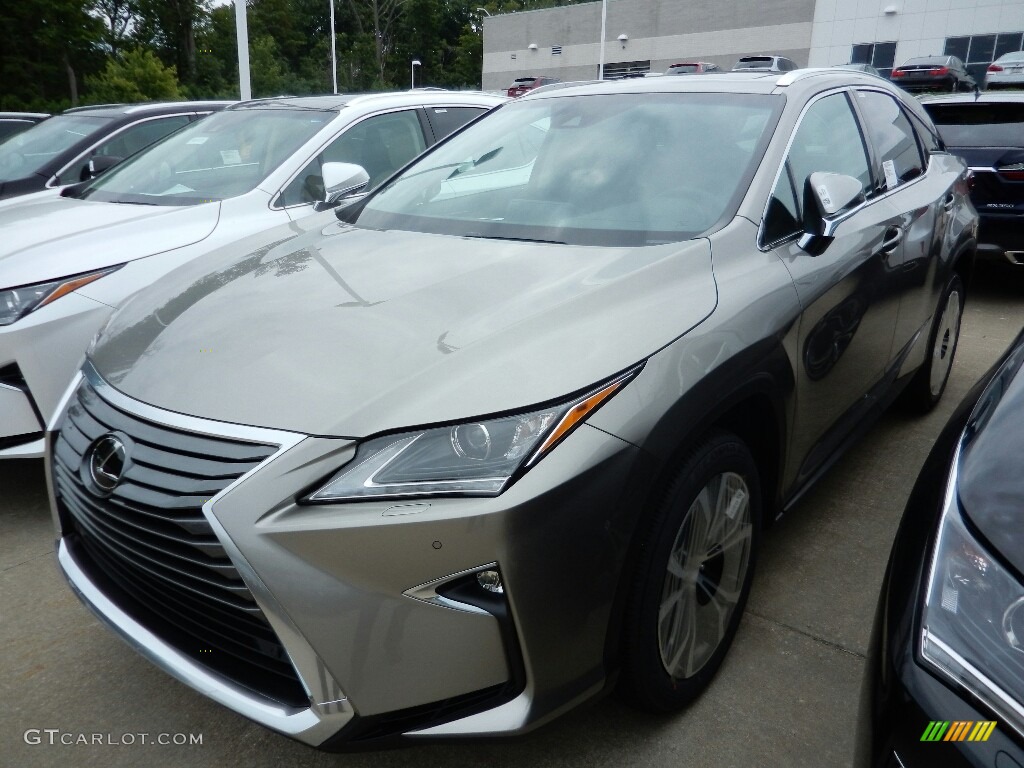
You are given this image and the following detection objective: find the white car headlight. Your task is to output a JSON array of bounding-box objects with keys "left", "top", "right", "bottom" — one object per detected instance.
[
  {"left": 0, "top": 266, "right": 121, "bottom": 326},
  {"left": 305, "top": 367, "right": 640, "bottom": 503},
  {"left": 921, "top": 452, "right": 1024, "bottom": 738}
]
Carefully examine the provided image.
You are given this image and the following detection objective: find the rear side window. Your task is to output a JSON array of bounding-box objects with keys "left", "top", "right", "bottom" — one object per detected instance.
[
  {"left": 854, "top": 91, "right": 924, "bottom": 191},
  {"left": 924, "top": 102, "right": 1024, "bottom": 148},
  {"left": 425, "top": 107, "right": 485, "bottom": 142}
]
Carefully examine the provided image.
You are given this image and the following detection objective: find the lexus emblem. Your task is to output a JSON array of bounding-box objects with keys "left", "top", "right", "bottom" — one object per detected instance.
[{"left": 86, "top": 435, "right": 128, "bottom": 494}]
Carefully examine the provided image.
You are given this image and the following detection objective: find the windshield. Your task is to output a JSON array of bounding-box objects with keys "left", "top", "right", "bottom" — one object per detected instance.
[
  {"left": 734, "top": 59, "right": 773, "bottom": 69},
  {"left": 667, "top": 65, "right": 700, "bottom": 74},
  {"left": 926, "top": 103, "right": 1024, "bottom": 148},
  {"left": 354, "top": 93, "right": 781, "bottom": 247},
  {"left": 80, "top": 108, "right": 335, "bottom": 206},
  {"left": 0, "top": 114, "right": 109, "bottom": 181}
]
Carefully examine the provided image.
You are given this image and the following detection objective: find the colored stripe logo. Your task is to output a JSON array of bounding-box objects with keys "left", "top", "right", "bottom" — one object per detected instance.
[{"left": 921, "top": 721, "right": 997, "bottom": 742}]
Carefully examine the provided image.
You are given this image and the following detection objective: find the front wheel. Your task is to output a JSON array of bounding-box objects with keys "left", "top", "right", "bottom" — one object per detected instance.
[
  {"left": 900, "top": 273, "right": 964, "bottom": 413},
  {"left": 618, "top": 431, "right": 761, "bottom": 712}
]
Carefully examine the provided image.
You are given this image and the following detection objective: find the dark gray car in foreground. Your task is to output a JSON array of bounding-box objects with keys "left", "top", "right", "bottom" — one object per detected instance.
[{"left": 47, "top": 70, "right": 976, "bottom": 749}]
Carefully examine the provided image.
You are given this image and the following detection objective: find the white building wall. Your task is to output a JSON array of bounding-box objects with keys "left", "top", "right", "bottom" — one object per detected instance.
[{"left": 809, "top": 0, "right": 1024, "bottom": 67}]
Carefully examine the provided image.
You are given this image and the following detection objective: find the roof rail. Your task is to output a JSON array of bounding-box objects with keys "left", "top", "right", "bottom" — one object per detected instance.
[
  {"left": 63, "top": 103, "right": 125, "bottom": 113},
  {"left": 775, "top": 67, "right": 878, "bottom": 87}
]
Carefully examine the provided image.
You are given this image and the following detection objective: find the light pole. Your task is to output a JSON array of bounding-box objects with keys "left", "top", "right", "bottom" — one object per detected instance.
[
  {"left": 475, "top": 6, "right": 491, "bottom": 15},
  {"left": 411, "top": 59, "right": 421, "bottom": 89},
  {"left": 234, "top": 0, "right": 251, "bottom": 100},
  {"left": 598, "top": 0, "right": 607, "bottom": 80},
  {"left": 330, "top": 0, "right": 338, "bottom": 94}
]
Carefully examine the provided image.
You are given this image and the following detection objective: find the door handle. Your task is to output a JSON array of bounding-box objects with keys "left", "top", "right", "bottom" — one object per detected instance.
[{"left": 878, "top": 226, "right": 903, "bottom": 253}]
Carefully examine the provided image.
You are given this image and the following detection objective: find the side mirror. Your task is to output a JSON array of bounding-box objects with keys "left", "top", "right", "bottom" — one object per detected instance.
[
  {"left": 82, "top": 154, "right": 122, "bottom": 181},
  {"left": 321, "top": 162, "right": 370, "bottom": 206},
  {"left": 798, "top": 172, "right": 864, "bottom": 256}
]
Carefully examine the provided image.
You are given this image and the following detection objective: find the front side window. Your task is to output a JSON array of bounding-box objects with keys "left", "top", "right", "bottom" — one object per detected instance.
[
  {"left": 855, "top": 90, "right": 924, "bottom": 191},
  {"left": 354, "top": 93, "right": 782, "bottom": 247},
  {"left": 0, "top": 114, "right": 109, "bottom": 181},
  {"left": 60, "top": 114, "right": 192, "bottom": 184},
  {"left": 763, "top": 92, "right": 871, "bottom": 245},
  {"left": 278, "top": 110, "right": 426, "bottom": 207},
  {"left": 79, "top": 108, "right": 335, "bottom": 206}
]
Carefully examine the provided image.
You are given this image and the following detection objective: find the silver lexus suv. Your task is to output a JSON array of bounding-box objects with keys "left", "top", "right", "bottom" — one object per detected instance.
[{"left": 48, "top": 70, "right": 977, "bottom": 749}]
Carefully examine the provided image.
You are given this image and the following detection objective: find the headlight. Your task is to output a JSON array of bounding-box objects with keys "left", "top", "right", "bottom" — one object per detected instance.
[
  {"left": 921, "top": 452, "right": 1024, "bottom": 738},
  {"left": 305, "top": 366, "right": 640, "bottom": 503},
  {"left": 0, "top": 266, "right": 121, "bottom": 326}
]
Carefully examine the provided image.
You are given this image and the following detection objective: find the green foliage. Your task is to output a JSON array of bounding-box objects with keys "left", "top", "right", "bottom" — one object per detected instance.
[
  {"left": 85, "top": 48, "right": 183, "bottom": 103},
  {"left": 1, "top": 0, "right": 591, "bottom": 108},
  {"left": 0, "top": 0, "right": 105, "bottom": 110}
]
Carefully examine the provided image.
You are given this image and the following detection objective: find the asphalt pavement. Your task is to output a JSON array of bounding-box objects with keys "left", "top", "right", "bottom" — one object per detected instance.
[{"left": 3, "top": 262, "right": 1023, "bottom": 768}]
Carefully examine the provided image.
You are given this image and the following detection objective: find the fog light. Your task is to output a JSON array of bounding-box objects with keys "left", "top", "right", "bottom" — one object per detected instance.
[{"left": 477, "top": 569, "right": 504, "bottom": 594}]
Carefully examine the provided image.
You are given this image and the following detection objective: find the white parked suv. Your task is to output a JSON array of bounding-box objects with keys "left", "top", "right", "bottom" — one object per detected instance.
[{"left": 0, "top": 91, "right": 504, "bottom": 458}]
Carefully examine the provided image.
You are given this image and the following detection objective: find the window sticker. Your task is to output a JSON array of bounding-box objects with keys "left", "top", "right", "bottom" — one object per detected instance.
[
  {"left": 882, "top": 159, "right": 899, "bottom": 189},
  {"left": 187, "top": 136, "right": 209, "bottom": 145},
  {"left": 220, "top": 149, "right": 242, "bottom": 165}
]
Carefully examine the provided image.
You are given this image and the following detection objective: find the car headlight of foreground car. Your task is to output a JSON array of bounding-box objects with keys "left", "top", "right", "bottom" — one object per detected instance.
[
  {"left": 921, "top": 457, "right": 1024, "bottom": 737},
  {"left": 0, "top": 266, "right": 121, "bottom": 326},
  {"left": 305, "top": 365, "right": 641, "bottom": 503}
]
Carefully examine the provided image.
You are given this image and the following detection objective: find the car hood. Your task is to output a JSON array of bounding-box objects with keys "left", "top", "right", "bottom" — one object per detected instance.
[
  {"left": 0, "top": 198, "right": 220, "bottom": 288},
  {"left": 91, "top": 216, "right": 717, "bottom": 437},
  {"left": 959, "top": 337, "right": 1024, "bottom": 579}
]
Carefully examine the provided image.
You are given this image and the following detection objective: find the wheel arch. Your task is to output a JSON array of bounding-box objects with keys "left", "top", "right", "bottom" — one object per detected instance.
[{"left": 601, "top": 357, "right": 791, "bottom": 683}]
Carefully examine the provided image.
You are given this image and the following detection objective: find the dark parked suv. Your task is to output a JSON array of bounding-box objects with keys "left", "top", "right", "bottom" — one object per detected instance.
[
  {"left": 0, "top": 101, "right": 230, "bottom": 201},
  {"left": 0, "top": 112, "right": 48, "bottom": 143},
  {"left": 891, "top": 55, "right": 976, "bottom": 93},
  {"left": 923, "top": 92, "right": 1024, "bottom": 265},
  {"left": 50, "top": 69, "right": 976, "bottom": 749}
]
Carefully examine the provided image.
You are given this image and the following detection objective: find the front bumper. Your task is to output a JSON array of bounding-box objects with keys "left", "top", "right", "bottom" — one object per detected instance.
[
  {"left": 50, "top": 364, "right": 643, "bottom": 748},
  {"left": 0, "top": 291, "right": 113, "bottom": 457}
]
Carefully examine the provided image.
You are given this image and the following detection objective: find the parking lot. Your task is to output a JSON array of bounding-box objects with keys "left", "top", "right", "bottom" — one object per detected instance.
[{"left": 1, "top": 261, "right": 1022, "bottom": 768}]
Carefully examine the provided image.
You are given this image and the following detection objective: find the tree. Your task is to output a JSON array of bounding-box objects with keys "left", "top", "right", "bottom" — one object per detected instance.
[
  {"left": 0, "top": 0, "right": 104, "bottom": 109},
  {"left": 346, "top": 0, "right": 410, "bottom": 87},
  {"left": 85, "top": 48, "right": 182, "bottom": 102},
  {"left": 91, "top": 0, "right": 139, "bottom": 55},
  {"left": 133, "top": 0, "right": 208, "bottom": 87}
]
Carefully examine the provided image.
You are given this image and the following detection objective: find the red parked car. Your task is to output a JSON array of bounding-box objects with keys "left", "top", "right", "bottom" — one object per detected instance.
[{"left": 507, "top": 76, "right": 561, "bottom": 97}]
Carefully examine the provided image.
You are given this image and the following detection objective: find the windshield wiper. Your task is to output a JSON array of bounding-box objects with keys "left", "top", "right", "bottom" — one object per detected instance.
[{"left": 464, "top": 233, "right": 565, "bottom": 245}]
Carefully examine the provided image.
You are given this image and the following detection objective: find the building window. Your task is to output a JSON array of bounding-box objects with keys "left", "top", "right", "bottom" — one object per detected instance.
[
  {"left": 945, "top": 33, "right": 1024, "bottom": 85},
  {"left": 552, "top": 45, "right": 562, "bottom": 56},
  {"left": 601, "top": 60, "right": 650, "bottom": 78},
  {"left": 851, "top": 41, "right": 897, "bottom": 79}
]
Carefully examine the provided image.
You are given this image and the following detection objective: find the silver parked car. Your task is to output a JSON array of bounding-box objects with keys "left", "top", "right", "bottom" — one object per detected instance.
[
  {"left": 0, "top": 91, "right": 503, "bottom": 458},
  {"left": 985, "top": 50, "right": 1024, "bottom": 90},
  {"left": 49, "top": 70, "right": 976, "bottom": 748}
]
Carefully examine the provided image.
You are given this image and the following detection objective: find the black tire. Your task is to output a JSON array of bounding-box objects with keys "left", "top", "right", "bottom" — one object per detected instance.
[
  {"left": 618, "top": 431, "right": 761, "bottom": 713},
  {"left": 900, "top": 272, "right": 964, "bottom": 413}
]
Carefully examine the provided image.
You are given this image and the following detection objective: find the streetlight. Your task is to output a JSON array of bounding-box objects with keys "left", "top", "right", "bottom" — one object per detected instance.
[
  {"left": 411, "top": 59, "right": 421, "bottom": 89},
  {"left": 476, "top": 6, "right": 491, "bottom": 15},
  {"left": 598, "top": 0, "right": 607, "bottom": 80}
]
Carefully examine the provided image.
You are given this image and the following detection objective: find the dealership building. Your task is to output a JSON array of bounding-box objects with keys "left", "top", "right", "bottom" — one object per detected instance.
[{"left": 481, "top": 0, "right": 1024, "bottom": 90}]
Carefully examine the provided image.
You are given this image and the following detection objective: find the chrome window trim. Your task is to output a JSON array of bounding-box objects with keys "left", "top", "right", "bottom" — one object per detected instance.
[
  {"left": 46, "top": 112, "right": 203, "bottom": 188},
  {"left": 50, "top": 361, "right": 354, "bottom": 746},
  {"left": 270, "top": 105, "right": 425, "bottom": 211},
  {"left": 757, "top": 86, "right": 933, "bottom": 252},
  {"left": 270, "top": 102, "right": 493, "bottom": 211}
]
